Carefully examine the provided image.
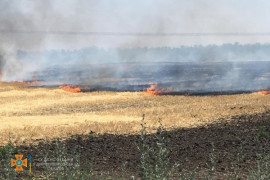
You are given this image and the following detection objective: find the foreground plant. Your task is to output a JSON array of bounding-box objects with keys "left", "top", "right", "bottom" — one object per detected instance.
[
  {"left": 138, "top": 116, "right": 180, "bottom": 180},
  {"left": 247, "top": 153, "right": 270, "bottom": 180},
  {"left": 0, "top": 142, "right": 18, "bottom": 180}
]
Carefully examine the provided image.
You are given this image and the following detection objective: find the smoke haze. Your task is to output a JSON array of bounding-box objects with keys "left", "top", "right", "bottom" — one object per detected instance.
[
  {"left": 1, "top": 0, "right": 270, "bottom": 50},
  {"left": 1, "top": 0, "right": 270, "bottom": 91}
]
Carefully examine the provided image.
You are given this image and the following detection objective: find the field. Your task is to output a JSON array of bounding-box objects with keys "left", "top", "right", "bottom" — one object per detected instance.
[
  {"left": 1, "top": 82, "right": 270, "bottom": 146},
  {"left": 1, "top": 82, "right": 270, "bottom": 179}
]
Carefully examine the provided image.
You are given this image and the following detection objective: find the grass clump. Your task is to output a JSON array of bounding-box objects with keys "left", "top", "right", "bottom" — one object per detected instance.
[
  {"left": 138, "top": 117, "right": 180, "bottom": 180},
  {"left": 256, "top": 126, "right": 270, "bottom": 141},
  {"left": 40, "top": 139, "right": 94, "bottom": 180},
  {"left": 247, "top": 153, "right": 270, "bottom": 180},
  {"left": 0, "top": 142, "right": 19, "bottom": 180}
]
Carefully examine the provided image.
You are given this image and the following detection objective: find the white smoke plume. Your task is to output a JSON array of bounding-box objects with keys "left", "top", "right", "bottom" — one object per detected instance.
[{"left": 0, "top": 0, "right": 270, "bottom": 91}]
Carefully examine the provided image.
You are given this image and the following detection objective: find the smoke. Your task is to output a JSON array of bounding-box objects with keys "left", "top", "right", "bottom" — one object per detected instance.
[
  {"left": 0, "top": 0, "right": 46, "bottom": 80},
  {"left": 1, "top": 0, "right": 270, "bottom": 91},
  {"left": 0, "top": 52, "right": 4, "bottom": 73},
  {"left": 1, "top": 0, "right": 270, "bottom": 49}
]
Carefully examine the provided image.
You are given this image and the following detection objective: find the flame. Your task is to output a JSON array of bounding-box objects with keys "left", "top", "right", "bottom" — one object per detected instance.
[
  {"left": 146, "top": 83, "right": 172, "bottom": 95},
  {"left": 59, "top": 85, "right": 81, "bottom": 93},
  {"left": 18, "top": 76, "right": 38, "bottom": 85},
  {"left": 259, "top": 90, "right": 270, "bottom": 95},
  {"left": 19, "top": 78, "right": 23, "bottom": 83},
  {"left": 254, "top": 89, "right": 270, "bottom": 95}
]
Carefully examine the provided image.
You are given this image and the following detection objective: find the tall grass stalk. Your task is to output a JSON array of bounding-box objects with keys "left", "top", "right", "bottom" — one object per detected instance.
[{"left": 138, "top": 116, "right": 180, "bottom": 180}]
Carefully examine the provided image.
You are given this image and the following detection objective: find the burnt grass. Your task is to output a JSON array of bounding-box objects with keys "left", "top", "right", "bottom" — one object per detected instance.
[{"left": 9, "top": 111, "right": 270, "bottom": 178}]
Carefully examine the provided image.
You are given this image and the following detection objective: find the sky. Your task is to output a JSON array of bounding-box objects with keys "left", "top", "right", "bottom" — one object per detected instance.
[{"left": 1, "top": 0, "right": 270, "bottom": 50}]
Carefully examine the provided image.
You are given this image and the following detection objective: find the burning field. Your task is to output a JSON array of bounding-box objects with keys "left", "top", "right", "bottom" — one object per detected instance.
[
  {"left": 2, "top": 1, "right": 270, "bottom": 178},
  {"left": 1, "top": 81, "right": 270, "bottom": 146},
  {"left": 2, "top": 62, "right": 270, "bottom": 179},
  {"left": 2, "top": 61, "right": 270, "bottom": 178}
]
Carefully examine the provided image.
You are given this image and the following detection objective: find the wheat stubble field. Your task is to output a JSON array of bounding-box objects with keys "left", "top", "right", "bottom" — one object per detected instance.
[{"left": 1, "top": 82, "right": 270, "bottom": 146}]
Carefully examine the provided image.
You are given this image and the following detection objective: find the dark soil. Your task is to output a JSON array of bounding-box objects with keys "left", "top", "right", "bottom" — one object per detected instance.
[{"left": 16, "top": 111, "right": 270, "bottom": 178}]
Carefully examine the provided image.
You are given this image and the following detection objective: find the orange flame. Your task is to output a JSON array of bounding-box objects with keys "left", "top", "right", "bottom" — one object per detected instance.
[
  {"left": 146, "top": 83, "right": 172, "bottom": 95},
  {"left": 258, "top": 90, "right": 270, "bottom": 95},
  {"left": 18, "top": 76, "right": 38, "bottom": 85},
  {"left": 19, "top": 78, "right": 23, "bottom": 83},
  {"left": 59, "top": 85, "right": 81, "bottom": 93}
]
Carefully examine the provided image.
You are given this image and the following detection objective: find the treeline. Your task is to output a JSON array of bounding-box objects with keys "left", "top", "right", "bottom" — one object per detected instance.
[{"left": 18, "top": 43, "right": 270, "bottom": 64}]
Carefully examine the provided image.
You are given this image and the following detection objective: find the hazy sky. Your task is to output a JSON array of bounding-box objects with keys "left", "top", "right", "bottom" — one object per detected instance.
[{"left": 1, "top": 0, "right": 270, "bottom": 50}]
